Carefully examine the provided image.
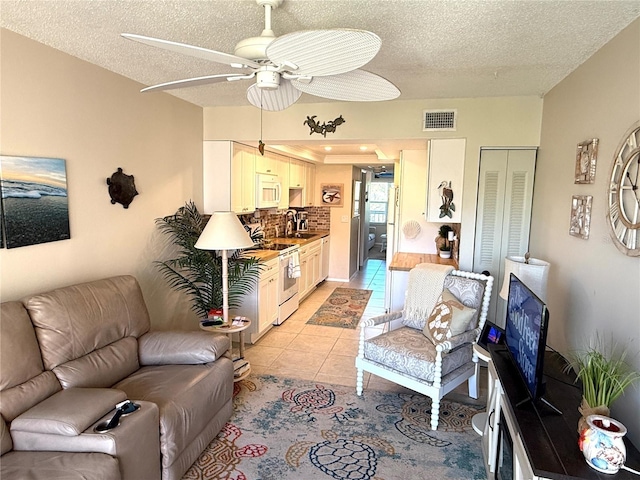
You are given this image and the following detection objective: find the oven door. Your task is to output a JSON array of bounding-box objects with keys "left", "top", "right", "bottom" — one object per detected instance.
[{"left": 279, "top": 254, "right": 299, "bottom": 304}]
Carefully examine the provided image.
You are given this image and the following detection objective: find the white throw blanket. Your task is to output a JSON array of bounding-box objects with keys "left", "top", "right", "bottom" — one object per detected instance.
[
  {"left": 288, "top": 251, "right": 301, "bottom": 279},
  {"left": 403, "top": 263, "right": 454, "bottom": 328}
]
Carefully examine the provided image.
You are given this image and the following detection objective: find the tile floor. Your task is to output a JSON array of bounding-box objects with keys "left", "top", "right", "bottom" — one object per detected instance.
[{"left": 243, "top": 256, "right": 487, "bottom": 404}]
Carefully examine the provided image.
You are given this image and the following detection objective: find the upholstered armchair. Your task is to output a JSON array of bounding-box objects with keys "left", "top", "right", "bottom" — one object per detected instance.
[{"left": 356, "top": 264, "right": 493, "bottom": 430}]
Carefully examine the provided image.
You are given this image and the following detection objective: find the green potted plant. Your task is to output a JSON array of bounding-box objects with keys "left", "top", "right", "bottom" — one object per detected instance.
[
  {"left": 155, "top": 201, "right": 261, "bottom": 319},
  {"left": 437, "top": 224, "right": 453, "bottom": 258},
  {"left": 567, "top": 335, "right": 640, "bottom": 432}
]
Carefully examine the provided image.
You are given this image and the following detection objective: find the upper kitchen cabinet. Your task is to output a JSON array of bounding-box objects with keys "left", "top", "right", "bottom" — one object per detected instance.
[
  {"left": 289, "top": 158, "right": 315, "bottom": 207},
  {"left": 289, "top": 158, "right": 305, "bottom": 189},
  {"left": 203, "top": 141, "right": 256, "bottom": 214},
  {"left": 304, "top": 162, "right": 316, "bottom": 207},
  {"left": 426, "top": 138, "right": 466, "bottom": 223}
]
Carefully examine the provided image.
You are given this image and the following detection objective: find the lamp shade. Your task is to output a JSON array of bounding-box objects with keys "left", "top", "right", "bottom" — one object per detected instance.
[
  {"left": 195, "top": 212, "right": 254, "bottom": 251},
  {"left": 499, "top": 256, "right": 550, "bottom": 301}
]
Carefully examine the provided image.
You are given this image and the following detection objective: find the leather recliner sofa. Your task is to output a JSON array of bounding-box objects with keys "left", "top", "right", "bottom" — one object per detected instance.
[{"left": 0, "top": 275, "right": 234, "bottom": 480}]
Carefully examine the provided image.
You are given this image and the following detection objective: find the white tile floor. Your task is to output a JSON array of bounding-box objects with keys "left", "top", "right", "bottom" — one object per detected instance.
[{"left": 243, "top": 256, "right": 487, "bottom": 403}]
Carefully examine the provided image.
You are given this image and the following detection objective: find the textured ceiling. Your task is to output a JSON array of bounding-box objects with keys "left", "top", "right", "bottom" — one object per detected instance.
[
  {"left": 2, "top": 0, "right": 640, "bottom": 108},
  {"left": 2, "top": 0, "right": 639, "bottom": 162}
]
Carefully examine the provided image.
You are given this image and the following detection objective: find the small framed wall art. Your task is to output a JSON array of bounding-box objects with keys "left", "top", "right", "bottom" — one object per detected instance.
[
  {"left": 320, "top": 183, "right": 343, "bottom": 207},
  {"left": 575, "top": 138, "right": 598, "bottom": 184},
  {"left": 569, "top": 195, "right": 592, "bottom": 239}
]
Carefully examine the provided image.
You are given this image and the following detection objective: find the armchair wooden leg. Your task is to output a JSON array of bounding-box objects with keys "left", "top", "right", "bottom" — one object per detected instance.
[
  {"left": 468, "top": 371, "right": 479, "bottom": 399},
  {"left": 356, "top": 368, "right": 364, "bottom": 396},
  {"left": 430, "top": 398, "right": 440, "bottom": 431}
]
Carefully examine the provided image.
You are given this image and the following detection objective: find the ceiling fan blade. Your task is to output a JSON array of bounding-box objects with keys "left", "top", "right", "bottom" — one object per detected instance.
[
  {"left": 141, "top": 74, "right": 251, "bottom": 93},
  {"left": 246, "top": 80, "right": 302, "bottom": 111},
  {"left": 291, "top": 70, "right": 400, "bottom": 102},
  {"left": 266, "top": 29, "right": 381, "bottom": 77},
  {"left": 122, "top": 33, "right": 260, "bottom": 69}
]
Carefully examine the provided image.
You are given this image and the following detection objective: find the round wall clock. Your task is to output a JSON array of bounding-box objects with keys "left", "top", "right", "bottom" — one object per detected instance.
[{"left": 607, "top": 121, "right": 640, "bottom": 256}]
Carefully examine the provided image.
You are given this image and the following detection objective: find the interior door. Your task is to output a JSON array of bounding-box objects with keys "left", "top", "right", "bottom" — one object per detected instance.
[{"left": 473, "top": 148, "right": 537, "bottom": 326}]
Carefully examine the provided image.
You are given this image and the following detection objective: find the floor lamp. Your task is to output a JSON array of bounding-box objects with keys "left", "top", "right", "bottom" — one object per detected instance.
[
  {"left": 499, "top": 254, "right": 550, "bottom": 302},
  {"left": 195, "top": 212, "right": 254, "bottom": 326}
]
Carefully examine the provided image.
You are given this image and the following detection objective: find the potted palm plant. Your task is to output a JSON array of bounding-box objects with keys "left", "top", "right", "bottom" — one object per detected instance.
[
  {"left": 567, "top": 336, "right": 640, "bottom": 433},
  {"left": 155, "top": 201, "right": 261, "bottom": 319}
]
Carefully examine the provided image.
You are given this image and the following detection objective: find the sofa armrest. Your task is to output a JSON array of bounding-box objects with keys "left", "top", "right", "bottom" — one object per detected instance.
[
  {"left": 138, "top": 331, "right": 231, "bottom": 366},
  {"left": 10, "top": 388, "right": 126, "bottom": 437}
]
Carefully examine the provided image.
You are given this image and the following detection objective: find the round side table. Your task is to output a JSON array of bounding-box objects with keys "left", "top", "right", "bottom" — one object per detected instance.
[
  {"left": 200, "top": 318, "right": 252, "bottom": 382},
  {"left": 472, "top": 343, "right": 491, "bottom": 435}
]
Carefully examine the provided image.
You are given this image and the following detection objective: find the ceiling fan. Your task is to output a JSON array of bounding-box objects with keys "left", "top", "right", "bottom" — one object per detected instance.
[{"left": 122, "top": 0, "right": 400, "bottom": 111}]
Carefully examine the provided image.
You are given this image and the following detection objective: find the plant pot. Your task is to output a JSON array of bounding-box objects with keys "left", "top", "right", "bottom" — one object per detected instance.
[
  {"left": 579, "top": 414, "right": 627, "bottom": 474},
  {"left": 578, "top": 397, "right": 610, "bottom": 434},
  {"left": 439, "top": 250, "right": 451, "bottom": 259}
]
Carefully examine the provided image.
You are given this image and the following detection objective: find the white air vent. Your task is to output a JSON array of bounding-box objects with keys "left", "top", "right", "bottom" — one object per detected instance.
[{"left": 423, "top": 109, "right": 457, "bottom": 131}]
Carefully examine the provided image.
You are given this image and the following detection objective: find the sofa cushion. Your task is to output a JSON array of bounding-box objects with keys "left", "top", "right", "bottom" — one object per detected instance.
[
  {"left": 1, "top": 451, "right": 121, "bottom": 480},
  {"left": 138, "top": 331, "right": 230, "bottom": 365},
  {"left": 11, "top": 388, "right": 126, "bottom": 437},
  {"left": 0, "top": 301, "right": 62, "bottom": 422},
  {"left": 363, "top": 326, "right": 473, "bottom": 382},
  {"left": 423, "top": 289, "right": 477, "bottom": 344},
  {"left": 24, "top": 276, "right": 151, "bottom": 372},
  {"left": 53, "top": 337, "right": 139, "bottom": 389}
]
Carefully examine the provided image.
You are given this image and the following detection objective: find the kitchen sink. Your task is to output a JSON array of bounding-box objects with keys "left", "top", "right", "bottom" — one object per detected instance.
[{"left": 290, "top": 233, "right": 317, "bottom": 239}]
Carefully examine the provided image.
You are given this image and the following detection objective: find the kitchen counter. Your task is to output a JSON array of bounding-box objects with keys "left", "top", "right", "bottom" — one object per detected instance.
[
  {"left": 388, "top": 252, "right": 458, "bottom": 271},
  {"left": 271, "top": 230, "right": 330, "bottom": 244},
  {"left": 242, "top": 230, "right": 330, "bottom": 262}
]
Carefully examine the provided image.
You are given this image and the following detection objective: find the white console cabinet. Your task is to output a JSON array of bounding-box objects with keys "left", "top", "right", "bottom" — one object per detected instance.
[{"left": 482, "top": 347, "right": 640, "bottom": 480}]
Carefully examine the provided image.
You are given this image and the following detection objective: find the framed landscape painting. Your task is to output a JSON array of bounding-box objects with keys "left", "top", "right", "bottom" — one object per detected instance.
[{"left": 0, "top": 156, "right": 71, "bottom": 248}]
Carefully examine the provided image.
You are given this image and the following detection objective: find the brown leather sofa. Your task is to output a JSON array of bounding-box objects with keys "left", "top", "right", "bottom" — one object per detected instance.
[{"left": 0, "top": 275, "right": 234, "bottom": 480}]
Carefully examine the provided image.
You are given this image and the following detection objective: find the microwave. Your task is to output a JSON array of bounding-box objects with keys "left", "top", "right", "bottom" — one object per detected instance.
[{"left": 256, "top": 173, "right": 282, "bottom": 208}]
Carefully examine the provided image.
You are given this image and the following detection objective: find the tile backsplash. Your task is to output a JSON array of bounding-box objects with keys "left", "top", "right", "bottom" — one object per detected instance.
[{"left": 240, "top": 206, "right": 330, "bottom": 240}]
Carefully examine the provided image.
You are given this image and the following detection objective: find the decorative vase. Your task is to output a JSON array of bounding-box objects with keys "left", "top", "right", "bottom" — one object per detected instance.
[
  {"left": 439, "top": 250, "right": 451, "bottom": 259},
  {"left": 579, "top": 414, "right": 627, "bottom": 475},
  {"left": 578, "top": 397, "right": 610, "bottom": 433}
]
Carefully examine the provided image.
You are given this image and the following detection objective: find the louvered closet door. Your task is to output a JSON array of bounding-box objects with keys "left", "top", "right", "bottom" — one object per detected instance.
[{"left": 473, "top": 148, "right": 537, "bottom": 326}]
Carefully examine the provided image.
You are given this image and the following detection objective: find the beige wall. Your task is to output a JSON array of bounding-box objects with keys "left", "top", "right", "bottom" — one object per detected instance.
[
  {"left": 204, "top": 96, "right": 543, "bottom": 271},
  {"left": 0, "top": 30, "right": 204, "bottom": 330},
  {"left": 532, "top": 19, "right": 640, "bottom": 445},
  {"left": 315, "top": 164, "right": 353, "bottom": 281}
]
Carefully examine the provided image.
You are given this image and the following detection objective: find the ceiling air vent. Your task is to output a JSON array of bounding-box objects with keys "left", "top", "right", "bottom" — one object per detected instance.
[{"left": 423, "top": 109, "right": 457, "bottom": 131}]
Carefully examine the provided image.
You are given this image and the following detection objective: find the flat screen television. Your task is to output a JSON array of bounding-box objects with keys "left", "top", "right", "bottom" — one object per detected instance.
[{"left": 504, "top": 273, "right": 550, "bottom": 403}]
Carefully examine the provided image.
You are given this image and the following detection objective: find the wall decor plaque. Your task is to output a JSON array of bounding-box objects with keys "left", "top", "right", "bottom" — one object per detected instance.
[
  {"left": 575, "top": 138, "right": 598, "bottom": 184},
  {"left": 320, "top": 183, "right": 343, "bottom": 206},
  {"left": 569, "top": 194, "right": 592, "bottom": 239}
]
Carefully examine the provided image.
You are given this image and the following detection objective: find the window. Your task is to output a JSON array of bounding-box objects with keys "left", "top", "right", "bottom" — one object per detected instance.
[{"left": 369, "top": 182, "right": 390, "bottom": 224}]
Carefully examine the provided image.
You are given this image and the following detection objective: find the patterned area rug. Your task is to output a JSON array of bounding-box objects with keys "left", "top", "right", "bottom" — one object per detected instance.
[
  {"left": 306, "top": 288, "right": 373, "bottom": 329},
  {"left": 183, "top": 375, "right": 486, "bottom": 480}
]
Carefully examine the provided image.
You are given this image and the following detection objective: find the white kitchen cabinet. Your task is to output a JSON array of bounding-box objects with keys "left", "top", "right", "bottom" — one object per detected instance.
[
  {"left": 426, "top": 138, "right": 466, "bottom": 222},
  {"left": 233, "top": 256, "right": 278, "bottom": 344},
  {"left": 304, "top": 162, "right": 316, "bottom": 206},
  {"left": 320, "top": 235, "right": 330, "bottom": 281},
  {"left": 203, "top": 141, "right": 256, "bottom": 215},
  {"left": 255, "top": 150, "right": 278, "bottom": 174},
  {"left": 273, "top": 152, "right": 291, "bottom": 210},
  {"left": 289, "top": 158, "right": 305, "bottom": 189},
  {"left": 298, "top": 239, "right": 322, "bottom": 300}
]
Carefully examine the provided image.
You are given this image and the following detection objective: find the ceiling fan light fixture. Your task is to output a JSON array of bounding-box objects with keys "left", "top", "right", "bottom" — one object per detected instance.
[{"left": 256, "top": 68, "right": 280, "bottom": 90}]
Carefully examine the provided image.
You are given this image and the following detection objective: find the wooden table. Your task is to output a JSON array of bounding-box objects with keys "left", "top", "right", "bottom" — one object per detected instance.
[
  {"left": 388, "top": 252, "right": 458, "bottom": 271},
  {"left": 386, "top": 252, "right": 459, "bottom": 311},
  {"left": 200, "top": 319, "right": 251, "bottom": 381}
]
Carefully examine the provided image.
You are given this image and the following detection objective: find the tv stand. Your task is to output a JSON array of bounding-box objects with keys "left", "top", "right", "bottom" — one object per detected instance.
[{"left": 481, "top": 345, "right": 640, "bottom": 480}]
